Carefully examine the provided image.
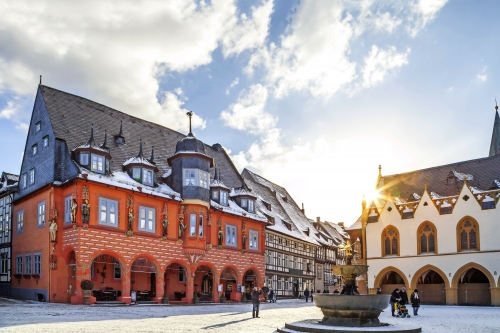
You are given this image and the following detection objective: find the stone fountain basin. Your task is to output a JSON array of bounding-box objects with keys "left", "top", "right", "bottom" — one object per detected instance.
[{"left": 313, "top": 294, "right": 390, "bottom": 311}]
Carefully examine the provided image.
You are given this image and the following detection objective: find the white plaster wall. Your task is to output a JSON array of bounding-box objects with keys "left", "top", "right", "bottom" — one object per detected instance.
[{"left": 366, "top": 184, "right": 500, "bottom": 288}]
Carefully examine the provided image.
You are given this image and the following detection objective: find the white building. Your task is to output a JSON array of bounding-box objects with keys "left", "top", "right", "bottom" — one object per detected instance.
[{"left": 355, "top": 107, "right": 500, "bottom": 306}]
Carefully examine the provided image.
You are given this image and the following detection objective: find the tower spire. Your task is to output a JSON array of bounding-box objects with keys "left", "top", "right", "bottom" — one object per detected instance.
[
  {"left": 186, "top": 111, "right": 193, "bottom": 136},
  {"left": 87, "top": 124, "right": 95, "bottom": 146},
  {"left": 137, "top": 139, "right": 143, "bottom": 158},
  {"left": 100, "top": 130, "right": 108, "bottom": 149},
  {"left": 150, "top": 146, "right": 155, "bottom": 163},
  {"left": 489, "top": 100, "right": 500, "bottom": 157}
]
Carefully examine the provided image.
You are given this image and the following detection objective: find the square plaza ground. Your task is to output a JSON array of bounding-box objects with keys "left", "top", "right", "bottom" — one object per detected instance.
[{"left": 0, "top": 298, "right": 498, "bottom": 333}]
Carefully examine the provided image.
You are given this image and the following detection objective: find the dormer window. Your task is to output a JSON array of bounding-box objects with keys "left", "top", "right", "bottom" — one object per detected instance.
[
  {"left": 42, "top": 136, "right": 49, "bottom": 147},
  {"left": 241, "top": 198, "right": 248, "bottom": 207},
  {"left": 220, "top": 191, "right": 228, "bottom": 205},
  {"left": 80, "top": 152, "right": 89, "bottom": 166},
  {"left": 143, "top": 169, "right": 154, "bottom": 186},
  {"left": 248, "top": 199, "right": 254, "bottom": 213},
  {"left": 91, "top": 154, "right": 105, "bottom": 173},
  {"left": 447, "top": 171, "right": 456, "bottom": 184},
  {"left": 132, "top": 168, "right": 141, "bottom": 181},
  {"left": 35, "top": 122, "right": 41, "bottom": 132},
  {"left": 183, "top": 169, "right": 209, "bottom": 189},
  {"left": 212, "top": 190, "right": 219, "bottom": 200}
]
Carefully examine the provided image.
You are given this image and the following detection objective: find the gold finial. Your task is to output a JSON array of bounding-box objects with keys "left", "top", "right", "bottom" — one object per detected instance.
[{"left": 378, "top": 164, "right": 382, "bottom": 176}]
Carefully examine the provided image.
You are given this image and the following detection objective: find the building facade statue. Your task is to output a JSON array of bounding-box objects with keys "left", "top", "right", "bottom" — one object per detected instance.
[
  {"left": 49, "top": 219, "right": 58, "bottom": 242},
  {"left": 81, "top": 200, "right": 90, "bottom": 223}
]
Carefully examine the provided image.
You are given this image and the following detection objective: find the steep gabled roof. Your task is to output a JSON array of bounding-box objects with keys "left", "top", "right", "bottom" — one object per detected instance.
[
  {"left": 242, "top": 168, "right": 320, "bottom": 245},
  {"left": 39, "top": 85, "right": 242, "bottom": 188},
  {"left": 378, "top": 154, "right": 500, "bottom": 199}
]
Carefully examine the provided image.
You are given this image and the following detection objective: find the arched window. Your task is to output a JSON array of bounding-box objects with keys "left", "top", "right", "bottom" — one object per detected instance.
[
  {"left": 381, "top": 226, "right": 399, "bottom": 256},
  {"left": 417, "top": 222, "right": 437, "bottom": 254},
  {"left": 456, "top": 218, "right": 480, "bottom": 252}
]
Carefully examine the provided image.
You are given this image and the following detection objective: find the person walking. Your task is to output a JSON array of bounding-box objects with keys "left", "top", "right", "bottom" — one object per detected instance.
[
  {"left": 390, "top": 288, "right": 401, "bottom": 317},
  {"left": 410, "top": 289, "right": 421, "bottom": 316},
  {"left": 376, "top": 287, "right": 382, "bottom": 294},
  {"left": 304, "top": 288, "right": 310, "bottom": 302},
  {"left": 268, "top": 288, "right": 275, "bottom": 303},
  {"left": 399, "top": 287, "right": 409, "bottom": 305},
  {"left": 251, "top": 287, "right": 263, "bottom": 318}
]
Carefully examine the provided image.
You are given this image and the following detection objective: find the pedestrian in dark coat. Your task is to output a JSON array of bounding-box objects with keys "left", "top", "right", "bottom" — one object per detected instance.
[
  {"left": 376, "top": 287, "right": 382, "bottom": 294},
  {"left": 399, "top": 287, "right": 409, "bottom": 304},
  {"left": 304, "top": 288, "right": 310, "bottom": 302},
  {"left": 268, "top": 288, "right": 275, "bottom": 303},
  {"left": 251, "top": 287, "right": 263, "bottom": 318},
  {"left": 410, "top": 289, "right": 421, "bottom": 316},
  {"left": 390, "top": 288, "right": 401, "bottom": 317}
]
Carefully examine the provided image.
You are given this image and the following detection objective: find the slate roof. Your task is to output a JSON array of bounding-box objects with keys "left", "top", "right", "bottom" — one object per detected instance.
[
  {"left": 242, "top": 168, "right": 320, "bottom": 245},
  {"left": 40, "top": 85, "right": 243, "bottom": 189},
  {"left": 378, "top": 154, "right": 500, "bottom": 200},
  {"left": 489, "top": 110, "right": 500, "bottom": 157}
]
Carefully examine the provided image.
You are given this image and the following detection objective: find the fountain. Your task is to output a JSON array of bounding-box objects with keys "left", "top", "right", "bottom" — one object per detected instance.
[{"left": 275, "top": 241, "right": 421, "bottom": 333}]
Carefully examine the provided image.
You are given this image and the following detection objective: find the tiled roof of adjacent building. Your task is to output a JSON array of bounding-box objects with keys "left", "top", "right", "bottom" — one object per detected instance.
[
  {"left": 377, "top": 154, "right": 500, "bottom": 200},
  {"left": 40, "top": 85, "right": 243, "bottom": 189},
  {"left": 242, "top": 168, "right": 321, "bottom": 245}
]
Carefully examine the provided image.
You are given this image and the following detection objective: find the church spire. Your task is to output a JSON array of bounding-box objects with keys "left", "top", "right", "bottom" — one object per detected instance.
[{"left": 489, "top": 99, "right": 500, "bottom": 157}]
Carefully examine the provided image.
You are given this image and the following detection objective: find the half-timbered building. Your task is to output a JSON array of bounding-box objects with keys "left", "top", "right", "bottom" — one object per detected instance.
[{"left": 0, "top": 172, "right": 17, "bottom": 296}]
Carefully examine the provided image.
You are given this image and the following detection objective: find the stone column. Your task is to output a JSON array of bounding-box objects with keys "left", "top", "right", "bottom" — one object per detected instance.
[
  {"left": 490, "top": 287, "right": 500, "bottom": 306},
  {"left": 213, "top": 272, "right": 220, "bottom": 303},
  {"left": 155, "top": 274, "right": 165, "bottom": 303},
  {"left": 186, "top": 273, "right": 194, "bottom": 304},
  {"left": 445, "top": 287, "right": 458, "bottom": 305},
  {"left": 119, "top": 267, "right": 131, "bottom": 304}
]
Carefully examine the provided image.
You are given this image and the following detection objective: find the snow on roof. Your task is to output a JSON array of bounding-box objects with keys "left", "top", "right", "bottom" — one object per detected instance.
[
  {"left": 79, "top": 169, "right": 181, "bottom": 201},
  {"left": 210, "top": 200, "right": 268, "bottom": 222},
  {"left": 123, "top": 156, "right": 155, "bottom": 167},
  {"left": 347, "top": 218, "right": 362, "bottom": 230},
  {"left": 210, "top": 179, "right": 230, "bottom": 190},
  {"left": 230, "top": 187, "right": 256, "bottom": 199},
  {"left": 430, "top": 192, "right": 443, "bottom": 199},
  {"left": 453, "top": 170, "right": 473, "bottom": 181},
  {"left": 73, "top": 143, "right": 110, "bottom": 153},
  {"left": 242, "top": 170, "right": 321, "bottom": 245}
]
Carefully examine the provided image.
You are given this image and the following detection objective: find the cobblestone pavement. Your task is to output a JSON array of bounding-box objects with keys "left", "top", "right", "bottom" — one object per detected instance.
[{"left": 1, "top": 298, "right": 499, "bottom": 333}]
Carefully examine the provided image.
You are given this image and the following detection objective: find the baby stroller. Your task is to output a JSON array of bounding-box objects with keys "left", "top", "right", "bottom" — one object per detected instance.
[{"left": 395, "top": 300, "right": 410, "bottom": 318}]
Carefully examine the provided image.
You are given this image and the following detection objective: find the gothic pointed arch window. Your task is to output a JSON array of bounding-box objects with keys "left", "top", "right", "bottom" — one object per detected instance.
[
  {"left": 417, "top": 222, "right": 437, "bottom": 254},
  {"left": 381, "top": 226, "right": 399, "bottom": 257},
  {"left": 456, "top": 217, "right": 480, "bottom": 252}
]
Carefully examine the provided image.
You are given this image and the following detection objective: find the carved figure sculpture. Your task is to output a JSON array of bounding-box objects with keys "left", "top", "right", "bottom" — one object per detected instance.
[
  {"left": 49, "top": 219, "right": 58, "bottom": 242},
  {"left": 71, "top": 198, "right": 77, "bottom": 223},
  {"left": 242, "top": 230, "right": 247, "bottom": 249},
  {"left": 81, "top": 200, "right": 90, "bottom": 223},
  {"left": 218, "top": 228, "right": 224, "bottom": 246},
  {"left": 178, "top": 220, "right": 186, "bottom": 238},
  {"left": 127, "top": 207, "right": 134, "bottom": 231},
  {"left": 162, "top": 218, "right": 169, "bottom": 237}
]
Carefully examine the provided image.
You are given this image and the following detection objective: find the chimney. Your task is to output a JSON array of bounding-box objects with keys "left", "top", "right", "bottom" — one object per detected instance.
[
  {"left": 301, "top": 203, "right": 305, "bottom": 214},
  {"left": 338, "top": 222, "right": 344, "bottom": 228},
  {"left": 316, "top": 216, "right": 320, "bottom": 223}
]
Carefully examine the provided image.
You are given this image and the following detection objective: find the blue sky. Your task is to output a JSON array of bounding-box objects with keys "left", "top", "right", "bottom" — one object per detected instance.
[{"left": 0, "top": 0, "right": 498, "bottom": 225}]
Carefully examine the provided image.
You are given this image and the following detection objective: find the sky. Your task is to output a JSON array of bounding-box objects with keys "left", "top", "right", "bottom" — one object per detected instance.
[{"left": 1, "top": 0, "right": 499, "bottom": 226}]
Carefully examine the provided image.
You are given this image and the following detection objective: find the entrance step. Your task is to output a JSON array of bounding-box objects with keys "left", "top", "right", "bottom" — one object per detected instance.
[
  {"left": 94, "top": 301, "right": 127, "bottom": 306},
  {"left": 136, "top": 301, "right": 158, "bottom": 305}
]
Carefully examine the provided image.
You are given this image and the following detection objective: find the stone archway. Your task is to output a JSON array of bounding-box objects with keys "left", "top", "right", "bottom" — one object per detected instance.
[
  {"left": 373, "top": 266, "right": 410, "bottom": 295},
  {"left": 411, "top": 265, "right": 448, "bottom": 304},
  {"left": 194, "top": 265, "right": 215, "bottom": 302},
  {"left": 66, "top": 251, "right": 77, "bottom": 303},
  {"left": 452, "top": 263, "right": 494, "bottom": 306},
  {"left": 91, "top": 254, "right": 124, "bottom": 302},
  {"left": 165, "top": 262, "right": 189, "bottom": 303},
  {"left": 130, "top": 258, "right": 158, "bottom": 302},
  {"left": 220, "top": 267, "right": 238, "bottom": 301}
]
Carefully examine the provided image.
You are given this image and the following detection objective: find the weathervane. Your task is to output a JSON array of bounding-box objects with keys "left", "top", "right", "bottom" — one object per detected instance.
[{"left": 496, "top": 97, "right": 498, "bottom": 111}]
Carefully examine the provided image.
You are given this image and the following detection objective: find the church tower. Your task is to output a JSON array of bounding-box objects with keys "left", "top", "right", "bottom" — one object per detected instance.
[{"left": 489, "top": 102, "right": 500, "bottom": 156}]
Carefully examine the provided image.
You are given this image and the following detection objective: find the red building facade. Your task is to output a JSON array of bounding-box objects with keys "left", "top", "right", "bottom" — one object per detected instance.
[{"left": 12, "top": 85, "right": 267, "bottom": 304}]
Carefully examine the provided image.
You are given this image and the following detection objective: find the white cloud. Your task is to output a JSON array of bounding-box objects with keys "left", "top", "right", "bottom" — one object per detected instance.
[
  {"left": 221, "top": 0, "right": 274, "bottom": 57},
  {"left": 160, "top": 91, "right": 206, "bottom": 132},
  {"left": 362, "top": 45, "right": 410, "bottom": 88},
  {"left": 245, "top": 0, "right": 445, "bottom": 99},
  {"left": 476, "top": 66, "right": 488, "bottom": 82},
  {"left": 0, "top": 101, "right": 19, "bottom": 120},
  {"left": 220, "top": 84, "right": 275, "bottom": 134},
  {"left": 225, "top": 77, "right": 240, "bottom": 95},
  {"left": 0, "top": 0, "right": 274, "bottom": 132}
]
